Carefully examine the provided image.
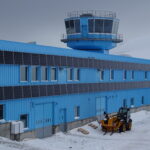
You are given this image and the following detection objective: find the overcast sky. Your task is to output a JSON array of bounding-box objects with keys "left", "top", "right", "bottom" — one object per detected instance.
[{"left": 0, "top": 0, "right": 150, "bottom": 57}]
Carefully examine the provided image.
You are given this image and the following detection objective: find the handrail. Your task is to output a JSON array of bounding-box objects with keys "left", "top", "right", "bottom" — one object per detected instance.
[
  {"left": 67, "top": 10, "right": 116, "bottom": 18},
  {"left": 61, "top": 33, "right": 123, "bottom": 42}
]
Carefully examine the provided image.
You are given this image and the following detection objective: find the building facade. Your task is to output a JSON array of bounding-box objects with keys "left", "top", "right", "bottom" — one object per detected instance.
[{"left": 0, "top": 10, "right": 150, "bottom": 138}]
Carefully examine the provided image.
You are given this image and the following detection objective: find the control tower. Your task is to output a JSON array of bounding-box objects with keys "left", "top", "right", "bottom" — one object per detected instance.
[{"left": 61, "top": 10, "right": 123, "bottom": 54}]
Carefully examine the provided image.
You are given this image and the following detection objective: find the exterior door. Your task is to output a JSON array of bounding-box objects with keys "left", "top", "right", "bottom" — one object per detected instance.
[
  {"left": 34, "top": 103, "right": 53, "bottom": 138},
  {"left": 59, "top": 108, "right": 67, "bottom": 132},
  {"left": 96, "top": 97, "right": 106, "bottom": 120}
]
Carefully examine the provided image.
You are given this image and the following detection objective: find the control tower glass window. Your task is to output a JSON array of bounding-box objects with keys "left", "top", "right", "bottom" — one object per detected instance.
[
  {"left": 104, "top": 20, "right": 113, "bottom": 33},
  {"left": 95, "top": 19, "right": 104, "bottom": 33},
  {"left": 65, "top": 19, "right": 80, "bottom": 34},
  {"left": 112, "top": 21, "right": 119, "bottom": 34},
  {"left": 88, "top": 19, "right": 94, "bottom": 33},
  {"left": 89, "top": 19, "right": 113, "bottom": 33}
]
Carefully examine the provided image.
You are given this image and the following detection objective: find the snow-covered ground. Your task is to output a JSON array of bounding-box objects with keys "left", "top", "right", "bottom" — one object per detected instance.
[{"left": 0, "top": 110, "right": 150, "bottom": 150}]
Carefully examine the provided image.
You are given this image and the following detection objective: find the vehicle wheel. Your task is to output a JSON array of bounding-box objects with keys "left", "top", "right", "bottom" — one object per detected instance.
[
  {"left": 119, "top": 123, "right": 126, "bottom": 132},
  {"left": 126, "top": 119, "right": 132, "bottom": 131}
]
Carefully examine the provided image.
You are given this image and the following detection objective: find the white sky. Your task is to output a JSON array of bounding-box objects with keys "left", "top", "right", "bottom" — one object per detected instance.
[{"left": 0, "top": 0, "right": 150, "bottom": 59}]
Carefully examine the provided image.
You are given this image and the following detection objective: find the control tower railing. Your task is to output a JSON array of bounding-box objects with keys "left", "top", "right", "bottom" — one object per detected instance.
[
  {"left": 67, "top": 10, "right": 116, "bottom": 18},
  {"left": 61, "top": 33, "right": 123, "bottom": 43}
]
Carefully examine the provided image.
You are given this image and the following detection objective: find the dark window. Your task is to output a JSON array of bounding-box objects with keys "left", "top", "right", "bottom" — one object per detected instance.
[
  {"left": 131, "top": 71, "right": 134, "bottom": 80},
  {"left": 75, "top": 19, "right": 80, "bottom": 33},
  {"left": 145, "top": 71, "right": 148, "bottom": 79},
  {"left": 74, "top": 106, "right": 80, "bottom": 118},
  {"left": 67, "top": 68, "right": 73, "bottom": 81},
  {"left": 74, "top": 68, "right": 80, "bottom": 81},
  {"left": 99, "top": 70, "right": 104, "bottom": 80},
  {"left": 123, "top": 70, "right": 127, "bottom": 80},
  {"left": 65, "top": 19, "right": 80, "bottom": 34},
  {"left": 88, "top": 19, "right": 94, "bottom": 33},
  {"left": 20, "top": 114, "right": 28, "bottom": 128},
  {"left": 95, "top": 19, "right": 104, "bottom": 33},
  {"left": 32, "top": 66, "right": 39, "bottom": 81},
  {"left": 0, "top": 105, "right": 4, "bottom": 120},
  {"left": 41, "top": 67, "right": 48, "bottom": 81},
  {"left": 20, "top": 66, "right": 28, "bottom": 81},
  {"left": 110, "top": 70, "right": 114, "bottom": 80},
  {"left": 130, "top": 98, "right": 134, "bottom": 106},
  {"left": 141, "top": 96, "right": 144, "bottom": 105},
  {"left": 123, "top": 99, "right": 127, "bottom": 107},
  {"left": 65, "top": 21, "right": 69, "bottom": 29},
  {"left": 51, "top": 67, "right": 57, "bottom": 81},
  {"left": 104, "top": 20, "right": 113, "bottom": 33}
]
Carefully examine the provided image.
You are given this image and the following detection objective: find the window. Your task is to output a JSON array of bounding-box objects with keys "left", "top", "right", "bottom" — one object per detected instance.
[
  {"left": 32, "top": 66, "right": 39, "bottom": 81},
  {"left": 110, "top": 70, "right": 114, "bottom": 80},
  {"left": 74, "top": 68, "right": 80, "bottom": 81},
  {"left": 41, "top": 67, "right": 48, "bottom": 81},
  {"left": 74, "top": 106, "right": 80, "bottom": 119},
  {"left": 99, "top": 70, "right": 104, "bottom": 80},
  {"left": 112, "top": 21, "right": 119, "bottom": 34},
  {"left": 130, "top": 98, "right": 134, "bottom": 107},
  {"left": 104, "top": 20, "right": 113, "bottom": 33},
  {"left": 141, "top": 96, "right": 144, "bottom": 105},
  {"left": 65, "top": 19, "right": 80, "bottom": 34},
  {"left": 75, "top": 20, "right": 80, "bottom": 33},
  {"left": 67, "top": 68, "right": 73, "bottom": 81},
  {"left": 95, "top": 19, "right": 104, "bottom": 33},
  {"left": 131, "top": 71, "right": 134, "bottom": 80},
  {"left": 0, "top": 105, "right": 3, "bottom": 120},
  {"left": 123, "top": 70, "right": 127, "bottom": 80},
  {"left": 88, "top": 19, "right": 113, "bottom": 33},
  {"left": 88, "top": 19, "right": 94, "bottom": 33},
  {"left": 20, "top": 66, "right": 28, "bottom": 81},
  {"left": 20, "top": 114, "right": 28, "bottom": 128},
  {"left": 123, "top": 99, "right": 127, "bottom": 107},
  {"left": 145, "top": 71, "right": 148, "bottom": 79},
  {"left": 51, "top": 67, "right": 57, "bottom": 81}
]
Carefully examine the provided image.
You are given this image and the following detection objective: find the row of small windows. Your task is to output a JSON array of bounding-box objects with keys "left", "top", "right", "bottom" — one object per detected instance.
[
  {"left": 123, "top": 96, "right": 145, "bottom": 107},
  {"left": 20, "top": 66, "right": 80, "bottom": 82},
  {"left": 99, "top": 70, "right": 148, "bottom": 80},
  {"left": 88, "top": 19, "right": 119, "bottom": 34}
]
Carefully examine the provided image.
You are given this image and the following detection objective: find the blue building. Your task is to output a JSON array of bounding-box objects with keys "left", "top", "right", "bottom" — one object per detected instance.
[{"left": 0, "top": 10, "right": 150, "bottom": 138}]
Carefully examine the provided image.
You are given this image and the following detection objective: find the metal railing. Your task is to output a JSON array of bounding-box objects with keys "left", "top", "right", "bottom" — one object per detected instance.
[
  {"left": 61, "top": 33, "right": 123, "bottom": 43},
  {"left": 67, "top": 10, "right": 116, "bottom": 18}
]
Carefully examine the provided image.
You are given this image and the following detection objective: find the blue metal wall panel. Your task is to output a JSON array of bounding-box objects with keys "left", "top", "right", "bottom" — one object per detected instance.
[{"left": 0, "top": 88, "right": 150, "bottom": 131}]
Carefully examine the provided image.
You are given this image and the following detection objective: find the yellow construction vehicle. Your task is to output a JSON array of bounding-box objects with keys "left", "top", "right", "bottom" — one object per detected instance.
[{"left": 100, "top": 107, "right": 132, "bottom": 135}]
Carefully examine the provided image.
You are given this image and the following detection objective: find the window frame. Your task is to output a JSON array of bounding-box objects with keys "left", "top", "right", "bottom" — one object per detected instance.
[
  {"left": 67, "top": 68, "right": 73, "bottom": 81},
  {"left": 50, "top": 67, "right": 57, "bottom": 81},
  {"left": 123, "top": 70, "right": 127, "bottom": 80},
  {"left": 131, "top": 70, "right": 134, "bottom": 80},
  {"left": 123, "top": 99, "right": 127, "bottom": 107},
  {"left": 41, "top": 66, "right": 48, "bottom": 81},
  {"left": 74, "top": 106, "right": 80, "bottom": 119},
  {"left": 130, "top": 98, "right": 134, "bottom": 107},
  {"left": 141, "top": 96, "right": 144, "bottom": 105},
  {"left": 110, "top": 69, "right": 114, "bottom": 80},
  {"left": 31, "top": 66, "right": 39, "bottom": 82},
  {"left": 0, "top": 104, "right": 4, "bottom": 120},
  {"left": 20, "top": 65, "right": 28, "bottom": 82},
  {"left": 20, "top": 114, "right": 28, "bottom": 128},
  {"left": 74, "top": 68, "right": 80, "bottom": 81},
  {"left": 99, "top": 70, "right": 104, "bottom": 81},
  {"left": 145, "top": 71, "right": 148, "bottom": 80}
]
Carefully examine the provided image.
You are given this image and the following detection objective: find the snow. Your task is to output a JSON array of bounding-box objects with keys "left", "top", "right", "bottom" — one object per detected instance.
[{"left": 1, "top": 110, "right": 150, "bottom": 150}]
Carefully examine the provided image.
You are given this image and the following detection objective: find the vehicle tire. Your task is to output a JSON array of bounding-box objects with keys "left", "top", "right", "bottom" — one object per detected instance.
[
  {"left": 126, "top": 119, "right": 132, "bottom": 131},
  {"left": 119, "top": 123, "right": 126, "bottom": 132}
]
